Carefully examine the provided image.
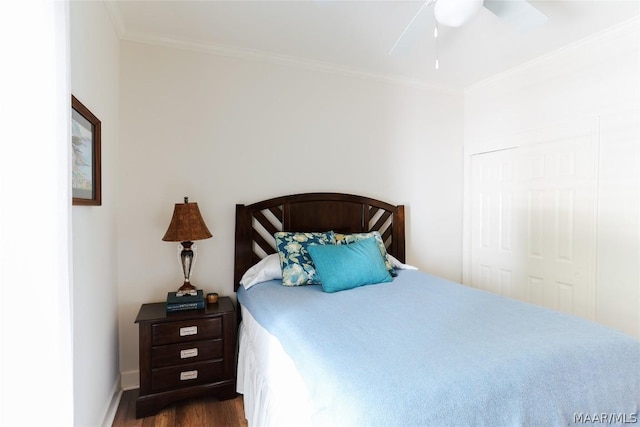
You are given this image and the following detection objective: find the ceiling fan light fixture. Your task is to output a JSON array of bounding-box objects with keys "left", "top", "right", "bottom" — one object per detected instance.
[{"left": 434, "top": 0, "right": 483, "bottom": 27}]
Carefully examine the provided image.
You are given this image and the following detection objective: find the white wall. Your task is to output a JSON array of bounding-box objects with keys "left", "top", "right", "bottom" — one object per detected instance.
[
  {"left": 463, "top": 18, "right": 640, "bottom": 338},
  {"left": 70, "top": 2, "right": 121, "bottom": 426},
  {"left": 117, "top": 41, "right": 464, "bottom": 386},
  {"left": 0, "top": 1, "right": 73, "bottom": 426}
]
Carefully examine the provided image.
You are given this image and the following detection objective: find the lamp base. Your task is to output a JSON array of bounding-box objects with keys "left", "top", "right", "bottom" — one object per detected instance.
[
  {"left": 175, "top": 240, "right": 198, "bottom": 297},
  {"left": 176, "top": 281, "right": 198, "bottom": 297},
  {"left": 175, "top": 290, "right": 198, "bottom": 297}
]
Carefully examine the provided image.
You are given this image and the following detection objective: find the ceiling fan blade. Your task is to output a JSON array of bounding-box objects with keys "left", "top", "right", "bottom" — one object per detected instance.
[
  {"left": 388, "top": 0, "right": 434, "bottom": 55},
  {"left": 483, "top": 0, "right": 547, "bottom": 32}
]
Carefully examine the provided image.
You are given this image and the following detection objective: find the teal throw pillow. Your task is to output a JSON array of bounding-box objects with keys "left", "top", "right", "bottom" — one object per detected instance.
[
  {"left": 274, "top": 231, "right": 335, "bottom": 286},
  {"left": 307, "top": 237, "right": 392, "bottom": 293}
]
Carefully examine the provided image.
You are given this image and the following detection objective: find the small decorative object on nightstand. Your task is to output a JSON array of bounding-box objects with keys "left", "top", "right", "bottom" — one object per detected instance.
[
  {"left": 162, "top": 197, "right": 212, "bottom": 297},
  {"left": 134, "top": 297, "right": 237, "bottom": 418},
  {"left": 207, "top": 292, "right": 218, "bottom": 304}
]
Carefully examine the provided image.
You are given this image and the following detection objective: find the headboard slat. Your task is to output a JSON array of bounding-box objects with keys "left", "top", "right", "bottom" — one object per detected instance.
[
  {"left": 268, "top": 206, "right": 283, "bottom": 221},
  {"left": 251, "top": 229, "right": 277, "bottom": 257},
  {"left": 368, "top": 206, "right": 380, "bottom": 220},
  {"left": 253, "top": 209, "right": 280, "bottom": 237},
  {"left": 370, "top": 210, "right": 392, "bottom": 233},
  {"left": 380, "top": 226, "right": 393, "bottom": 248}
]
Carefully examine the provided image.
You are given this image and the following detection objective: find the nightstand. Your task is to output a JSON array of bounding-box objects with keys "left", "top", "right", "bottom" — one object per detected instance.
[{"left": 134, "top": 297, "right": 237, "bottom": 418}]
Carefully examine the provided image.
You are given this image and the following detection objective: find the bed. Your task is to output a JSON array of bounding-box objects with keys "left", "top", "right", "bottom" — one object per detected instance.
[{"left": 233, "top": 192, "right": 639, "bottom": 426}]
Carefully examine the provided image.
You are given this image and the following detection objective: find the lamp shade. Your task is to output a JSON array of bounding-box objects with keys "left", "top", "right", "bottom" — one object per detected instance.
[{"left": 162, "top": 198, "right": 212, "bottom": 242}]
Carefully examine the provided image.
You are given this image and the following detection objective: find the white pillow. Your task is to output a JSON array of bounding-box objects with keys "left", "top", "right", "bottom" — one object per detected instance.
[
  {"left": 240, "top": 253, "right": 282, "bottom": 289},
  {"left": 387, "top": 254, "right": 418, "bottom": 270}
]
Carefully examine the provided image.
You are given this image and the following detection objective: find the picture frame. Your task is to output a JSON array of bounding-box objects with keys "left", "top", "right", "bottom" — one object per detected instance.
[{"left": 72, "top": 95, "right": 101, "bottom": 206}]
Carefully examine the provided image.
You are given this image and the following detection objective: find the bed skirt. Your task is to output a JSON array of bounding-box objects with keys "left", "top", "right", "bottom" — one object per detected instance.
[{"left": 237, "top": 307, "right": 312, "bottom": 427}]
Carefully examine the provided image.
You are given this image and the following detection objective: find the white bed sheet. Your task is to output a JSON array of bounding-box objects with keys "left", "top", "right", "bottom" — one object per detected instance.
[{"left": 237, "top": 305, "right": 313, "bottom": 427}]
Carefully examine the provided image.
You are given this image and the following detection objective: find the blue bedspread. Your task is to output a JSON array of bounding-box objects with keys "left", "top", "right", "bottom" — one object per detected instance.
[{"left": 237, "top": 270, "right": 640, "bottom": 426}]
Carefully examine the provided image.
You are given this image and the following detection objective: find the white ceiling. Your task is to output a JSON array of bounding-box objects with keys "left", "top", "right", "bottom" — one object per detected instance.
[{"left": 106, "top": 0, "right": 639, "bottom": 90}]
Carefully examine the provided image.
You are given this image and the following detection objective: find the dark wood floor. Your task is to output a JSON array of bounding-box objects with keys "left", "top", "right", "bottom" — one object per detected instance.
[{"left": 112, "top": 389, "right": 248, "bottom": 427}]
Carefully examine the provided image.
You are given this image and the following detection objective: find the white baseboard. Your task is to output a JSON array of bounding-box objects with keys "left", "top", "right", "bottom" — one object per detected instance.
[
  {"left": 121, "top": 369, "right": 140, "bottom": 391},
  {"left": 101, "top": 377, "right": 122, "bottom": 427}
]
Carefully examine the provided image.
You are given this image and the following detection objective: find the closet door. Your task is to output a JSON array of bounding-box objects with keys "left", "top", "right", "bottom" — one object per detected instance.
[{"left": 470, "top": 135, "right": 598, "bottom": 320}]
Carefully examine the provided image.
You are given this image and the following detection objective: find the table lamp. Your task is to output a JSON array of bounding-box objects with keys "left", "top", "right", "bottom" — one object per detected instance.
[{"left": 162, "top": 197, "right": 212, "bottom": 296}]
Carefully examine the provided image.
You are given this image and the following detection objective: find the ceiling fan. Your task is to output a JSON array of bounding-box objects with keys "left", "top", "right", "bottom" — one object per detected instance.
[{"left": 389, "top": 0, "right": 548, "bottom": 56}]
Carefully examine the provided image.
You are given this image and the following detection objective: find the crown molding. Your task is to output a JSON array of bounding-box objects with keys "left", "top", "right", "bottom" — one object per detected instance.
[
  {"left": 122, "top": 31, "right": 461, "bottom": 94},
  {"left": 466, "top": 16, "right": 640, "bottom": 92},
  {"left": 103, "top": 1, "right": 126, "bottom": 39},
  {"left": 99, "top": 10, "right": 459, "bottom": 96}
]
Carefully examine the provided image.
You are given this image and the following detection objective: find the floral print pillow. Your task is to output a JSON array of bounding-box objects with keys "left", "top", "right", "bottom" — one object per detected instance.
[
  {"left": 274, "top": 231, "right": 335, "bottom": 286},
  {"left": 334, "top": 231, "right": 394, "bottom": 273}
]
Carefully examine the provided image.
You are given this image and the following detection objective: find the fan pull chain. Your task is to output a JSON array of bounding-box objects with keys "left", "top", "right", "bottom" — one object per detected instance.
[{"left": 434, "top": 23, "right": 439, "bottom": 70}]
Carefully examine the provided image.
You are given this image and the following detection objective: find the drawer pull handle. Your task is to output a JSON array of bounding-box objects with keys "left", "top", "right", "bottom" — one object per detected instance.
[
  {"left": 180, "top": 348, "right": 198, "bottom": 359},
  {"left": 180, "top": 370, "right": 198, "bottom": 381},
  {"left": 179, "top": 326, "right": 198, "bottom": 336}
]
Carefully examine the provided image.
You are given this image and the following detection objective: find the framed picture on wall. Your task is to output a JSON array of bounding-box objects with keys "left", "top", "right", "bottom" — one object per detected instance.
[{"left": 72, "top": 95, "right": 101, "bottom": 206}]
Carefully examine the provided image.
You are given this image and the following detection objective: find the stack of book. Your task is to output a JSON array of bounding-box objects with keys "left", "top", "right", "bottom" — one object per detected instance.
[{"left": 166, "top": 289, "right": 205, "bottom": 312}]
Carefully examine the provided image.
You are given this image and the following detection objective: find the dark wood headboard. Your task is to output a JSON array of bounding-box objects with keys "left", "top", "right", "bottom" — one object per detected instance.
[{"left": 234, "top": 192, "right": 405, "bottom": 290}]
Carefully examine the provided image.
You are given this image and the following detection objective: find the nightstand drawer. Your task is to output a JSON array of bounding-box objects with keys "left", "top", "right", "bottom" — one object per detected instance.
[
  {"left": 152, "top": 317, "right": 222, "bottom": 345},
  {"left": 151, "top": 360, "right": 223, "bottom": 392},
  {"left": 152, "top": 339, "right": 224, "bottom": 368}
]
